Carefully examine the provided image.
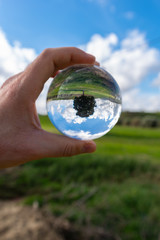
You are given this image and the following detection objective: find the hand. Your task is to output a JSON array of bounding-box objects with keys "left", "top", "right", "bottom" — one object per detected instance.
[{"left": 0, "top": 47, "right": 97, "bottom": 169}]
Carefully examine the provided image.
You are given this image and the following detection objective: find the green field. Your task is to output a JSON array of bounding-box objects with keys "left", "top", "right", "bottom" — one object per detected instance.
[
  {"left": 47, "top": 68, "right": 121, "bottom": 103},
  {"left": 0, "top": 115, "right": 160, "bottom": 239}
]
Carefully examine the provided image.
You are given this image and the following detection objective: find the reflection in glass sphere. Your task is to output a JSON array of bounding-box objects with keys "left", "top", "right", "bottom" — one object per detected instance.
[
  {"left": 73, "top": 94, "right": 96, "bottom": 117},
  {"left": 47, "top": 64, "right": 122, "bottom": 140}
]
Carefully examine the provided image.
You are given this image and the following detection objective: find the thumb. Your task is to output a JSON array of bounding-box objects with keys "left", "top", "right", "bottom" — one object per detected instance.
[{"left": 34, "top": 130, "right": 96, "bottom": 158}]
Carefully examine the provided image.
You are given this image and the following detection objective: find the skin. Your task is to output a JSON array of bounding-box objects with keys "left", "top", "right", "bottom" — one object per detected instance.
[{"left": 0, "top": 47, "right": 97, "bottom": 169}]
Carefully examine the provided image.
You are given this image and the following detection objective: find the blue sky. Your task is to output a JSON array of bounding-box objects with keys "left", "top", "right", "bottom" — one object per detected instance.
[
  {"left": 47, "top": 98, "right": 119, "bottom": 139},
  {"left": 0, "top": 0, "right": 160, "bottom": 113},
  {"left": 1, "top": 0, "right": 160, "bottom": 52}
]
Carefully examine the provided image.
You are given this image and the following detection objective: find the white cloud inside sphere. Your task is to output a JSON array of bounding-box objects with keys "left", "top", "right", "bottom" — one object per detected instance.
[{"left": 63, "top": 129, "right": 109, "bottom": 140}]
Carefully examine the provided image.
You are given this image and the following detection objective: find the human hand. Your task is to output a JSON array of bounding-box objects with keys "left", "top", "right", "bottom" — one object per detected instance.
[{"left": 0, "top": 47, "right": 97, "bottom": 168}]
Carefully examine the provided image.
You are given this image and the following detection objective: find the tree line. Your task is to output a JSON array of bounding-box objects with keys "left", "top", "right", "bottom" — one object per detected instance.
[{"left": 118, "top": 112, "right": 160, "bottom": 128}]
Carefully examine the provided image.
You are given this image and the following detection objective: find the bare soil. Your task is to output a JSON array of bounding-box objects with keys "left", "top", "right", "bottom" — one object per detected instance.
[
  {"left": 0, "top": 200, "right": 117, "bottom": 240},
  {"left": 0, "top": 200, "right": 64, "bottom": 240}
]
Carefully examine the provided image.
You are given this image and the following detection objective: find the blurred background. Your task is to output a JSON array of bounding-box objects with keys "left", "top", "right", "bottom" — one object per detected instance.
[{"left": 0, "top": 0, "right": 160, "bottom": 239}]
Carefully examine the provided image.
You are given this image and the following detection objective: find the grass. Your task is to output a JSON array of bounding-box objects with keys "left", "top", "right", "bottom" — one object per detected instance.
[
  {"left": 47, "top": 68, "right": 120, "bottom": 103},
  {"left": 0, "top": 115, "right": 160, "bottom": 239}
]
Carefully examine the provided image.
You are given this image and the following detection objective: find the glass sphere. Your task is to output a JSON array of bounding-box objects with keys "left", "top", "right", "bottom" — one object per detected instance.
[{"left": 47, "top": 64, "right": 122, "bottom": 140}]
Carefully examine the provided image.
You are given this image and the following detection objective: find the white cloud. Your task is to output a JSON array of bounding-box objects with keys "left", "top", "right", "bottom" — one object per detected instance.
[
  {"left": 81, "top": 30, "right": 160, "bottom": 112},
  {"left": 80, "top": 33, "right": 118, "bottom": 62},
  {"left": 122, "top": 88, "right": 160, "bottom": 112},
  {"left": 0, "top": 27, "right": 160, "bottom": 114},
  {"left": 32, "top": 30, "right": 160, "bottom": 114},
  {"left": 81, "top": 30, "right": 160, "bottom": 92},
  {"left": 0, "top": 28, "right": 48, "bottom": 115},
  {"left": 0, "top": 28, "right": 37, "bottom": 85},
  {"left": 152, "top": 72, "right": 160, "bottom": 87},
  {"left": 63, "top": 129, "right": 109, "bottom": 140}
]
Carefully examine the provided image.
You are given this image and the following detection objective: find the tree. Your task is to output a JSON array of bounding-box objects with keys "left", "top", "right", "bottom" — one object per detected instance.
[{"left": 73, "top": 95, "right": 96, "bottom": 118}]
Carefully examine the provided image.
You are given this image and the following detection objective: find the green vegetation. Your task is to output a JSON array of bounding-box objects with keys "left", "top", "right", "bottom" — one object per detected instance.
[
  {"left": 47, "top": 66, "right": 121, "bottom": 104},
  {"left": 119, "top": 111, "right": 160, "bottom": 127},
  {"left": 0, "top": 114, "right": 160, "bottom": 239}
]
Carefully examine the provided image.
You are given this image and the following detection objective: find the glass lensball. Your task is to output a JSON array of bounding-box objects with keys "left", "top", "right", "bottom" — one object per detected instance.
[{"left": 47, "top": 64, "right": 122, "bottom": 140}]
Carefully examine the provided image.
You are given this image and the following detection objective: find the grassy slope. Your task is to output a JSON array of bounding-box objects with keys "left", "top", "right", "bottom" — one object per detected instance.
[{"left": 0, "top": 115, "right": 160, "bottom": 240}]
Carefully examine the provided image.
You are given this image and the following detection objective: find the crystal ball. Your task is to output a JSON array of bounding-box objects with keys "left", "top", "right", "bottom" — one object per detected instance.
[{"left": 47, "top": 64, "right": 122, "bottom": 140}]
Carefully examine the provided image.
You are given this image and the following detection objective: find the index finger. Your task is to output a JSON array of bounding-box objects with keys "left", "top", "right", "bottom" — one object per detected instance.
[{"left": 22, "top": 47, "right": 96, "bottom": 100}]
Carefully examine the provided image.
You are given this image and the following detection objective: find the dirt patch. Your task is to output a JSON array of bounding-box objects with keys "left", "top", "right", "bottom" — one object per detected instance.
[
  {"left": 0, "top": 201, "right": 64, "bottom": 240},
  {"left": 0, "top": 201, "right": 118, "bottom": 240}
]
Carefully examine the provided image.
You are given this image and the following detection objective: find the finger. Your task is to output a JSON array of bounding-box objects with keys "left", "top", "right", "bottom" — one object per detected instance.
[
  {"left": 23, "top": 47, "right": 96, "bottom": 100},
  {"left": 30, "top": 130, "right": 96, "bottom": 159}
]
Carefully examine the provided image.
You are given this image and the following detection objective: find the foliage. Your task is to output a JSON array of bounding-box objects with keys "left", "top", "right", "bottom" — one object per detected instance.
[{"left": 118, "top": 111, "right": 160, "bottom": 128}]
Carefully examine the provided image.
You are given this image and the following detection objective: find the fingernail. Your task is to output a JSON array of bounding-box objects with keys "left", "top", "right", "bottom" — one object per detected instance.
[{"left": 82, "top": 141, "right": 96, "bottom": 153}]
